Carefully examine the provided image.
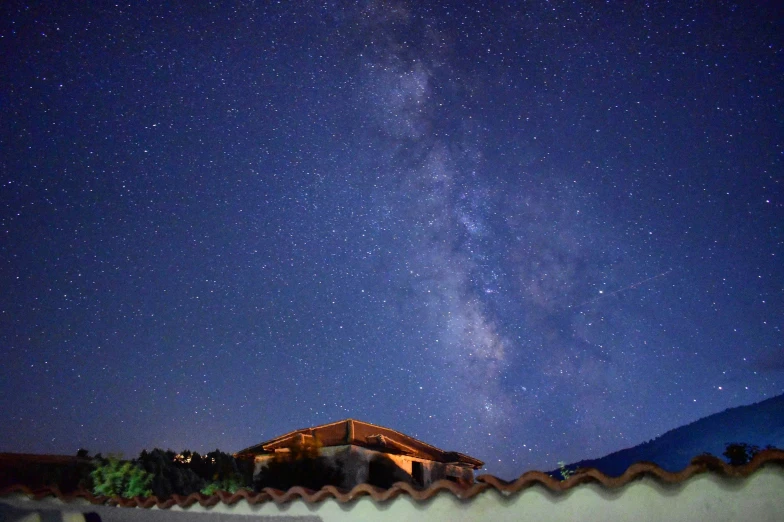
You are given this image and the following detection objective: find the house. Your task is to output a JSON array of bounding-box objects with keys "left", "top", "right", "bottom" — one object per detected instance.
[{"left": 234, "top": 418, "right": 484, "bottom": 489}]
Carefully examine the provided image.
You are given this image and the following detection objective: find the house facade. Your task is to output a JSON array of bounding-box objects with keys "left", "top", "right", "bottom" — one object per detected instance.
[{"left": 234, "top": 419, "right": 484, "bottom": 489}]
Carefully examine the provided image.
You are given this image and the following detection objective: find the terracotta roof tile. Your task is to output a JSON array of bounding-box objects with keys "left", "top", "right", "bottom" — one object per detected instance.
[{"left": 1, "top": 449, "right": 782, "bottom": 508}]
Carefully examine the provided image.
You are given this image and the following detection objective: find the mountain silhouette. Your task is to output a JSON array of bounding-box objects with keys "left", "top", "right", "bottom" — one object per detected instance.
[{"left": 560, "top": 393, "right": 784, "bottom": 477}]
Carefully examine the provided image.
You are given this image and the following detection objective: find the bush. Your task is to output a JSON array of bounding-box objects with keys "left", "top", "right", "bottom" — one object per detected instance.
[
  {"left": 91, "top": 457, "right": 153, "bottom": 498},
  {"left": 201, "top": 475, "right": 246, "bottom": 495},
  {"left": 557, "top": 461, "right": 575, "bottom": 481}
]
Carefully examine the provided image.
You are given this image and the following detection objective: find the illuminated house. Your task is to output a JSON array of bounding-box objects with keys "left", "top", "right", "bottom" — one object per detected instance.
[{"left": 234, "top": 419, "right": 484, "bottom": 489}]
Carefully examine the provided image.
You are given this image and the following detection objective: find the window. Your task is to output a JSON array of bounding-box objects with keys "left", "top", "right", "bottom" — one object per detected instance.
[{"left": 412, "top": 461, "right": 424, "bottom": 486}]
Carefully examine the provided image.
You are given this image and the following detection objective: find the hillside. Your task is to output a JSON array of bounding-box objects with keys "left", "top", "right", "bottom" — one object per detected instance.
[{"left": 563, "top": 393, "right": 784, "bottom": 477}]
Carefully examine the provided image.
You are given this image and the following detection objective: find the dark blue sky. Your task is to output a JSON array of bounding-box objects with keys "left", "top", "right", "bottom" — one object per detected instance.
[{"left": 1, "top": 1, "right": 781, "bottom": 479}]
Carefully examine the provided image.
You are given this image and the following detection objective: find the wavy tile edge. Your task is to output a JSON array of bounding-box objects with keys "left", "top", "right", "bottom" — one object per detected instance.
[{"left": 1, "top": 449, "right": 782, "bottom": 507}]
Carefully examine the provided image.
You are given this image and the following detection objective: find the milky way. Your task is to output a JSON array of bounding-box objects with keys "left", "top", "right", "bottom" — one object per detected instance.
[{"left": 1, "top": 1, "right": 781, "bottom": 478}]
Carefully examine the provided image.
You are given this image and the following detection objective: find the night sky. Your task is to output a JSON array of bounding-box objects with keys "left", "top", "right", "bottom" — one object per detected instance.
[{"left": 1, "top": 1, "right": 782, "bottom": 480}]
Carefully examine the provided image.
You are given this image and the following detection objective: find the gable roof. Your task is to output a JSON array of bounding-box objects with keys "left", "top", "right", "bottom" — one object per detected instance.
[{"left": 234, "top": 418, "right": 484, "bottom": 469}]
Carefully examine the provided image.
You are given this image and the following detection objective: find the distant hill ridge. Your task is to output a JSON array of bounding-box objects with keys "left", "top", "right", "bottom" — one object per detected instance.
[{"left": 565, "top": 393, "right": 784, "bottom": 477}]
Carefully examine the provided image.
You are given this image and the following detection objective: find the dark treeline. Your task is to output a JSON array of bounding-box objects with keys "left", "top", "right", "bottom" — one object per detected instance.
[{"left": 0, "top": 449, "right": 252, "bottom": 499}]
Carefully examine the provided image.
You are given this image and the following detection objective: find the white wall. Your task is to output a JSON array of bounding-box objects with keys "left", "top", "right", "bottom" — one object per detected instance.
[{"left": 3, "top": 466, "right": 783, "bottom": 522}]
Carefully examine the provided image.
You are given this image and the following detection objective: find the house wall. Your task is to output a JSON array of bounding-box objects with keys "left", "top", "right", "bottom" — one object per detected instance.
[
  {"left": 3, "top": 466, "right": 783, "bottom": 522},
  {"left": 349, "top": 446, "right": 473, "bottom": 486},
  {"left": 251, "top": 445, "right": 357, "bottom": 489},
  {"left": 252, "top": 445, "right": 474, "bottom": 489}
]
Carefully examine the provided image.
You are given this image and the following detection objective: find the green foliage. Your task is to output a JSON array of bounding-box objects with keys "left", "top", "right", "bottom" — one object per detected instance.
[
  {"left": 91, "top": 457, "right": 153, "bottom": 498},
  {"left": 2, "top": 447, "right": 251, "bottom": 500},
  {"left": 557, "top": 461, "right": 575, "bottom": 481},
  {"left": 201, "top": 475, "right": 247, "bottom": 495},
  {"left": 134, "top": 448, "right": 253, "bottom": 498}
]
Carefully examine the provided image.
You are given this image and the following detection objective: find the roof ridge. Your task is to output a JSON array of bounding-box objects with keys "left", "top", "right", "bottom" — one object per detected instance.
[
  {"left": 235, "top": 418, "right": 357, "bottom": 455},
  {"left": 235, "top": 418, "right": 480, "bottom": 464},
  {"left": 335, "top": 418, "right": 464, "bottom": 457}
]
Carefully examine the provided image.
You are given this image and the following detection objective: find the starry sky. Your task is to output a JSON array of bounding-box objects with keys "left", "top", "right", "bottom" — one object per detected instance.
[{"left": 1, "top": 1, "right": 782, "bottom": 480}]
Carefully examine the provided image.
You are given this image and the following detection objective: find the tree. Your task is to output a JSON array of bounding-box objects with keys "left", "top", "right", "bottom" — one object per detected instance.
[
  {"left": 187, "top": 449, "right": 252, "bottom": 494},
  {"left": 254, "top": 437, "right": 344, "bottom": 492},
  {"left": 133, "top": 448, "right": 253, "bottom": 498},
  {"left": 136, "top": 449, "right": 205, "bottom": 498},
  {"left": 723, "top": 442, "right": 775, "bottom": 466},
  {"left": 83, "top": 448, "right": 254, "bottom": 499}
]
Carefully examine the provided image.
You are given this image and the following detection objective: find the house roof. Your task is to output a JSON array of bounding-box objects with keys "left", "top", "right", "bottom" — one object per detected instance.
[
  {"left": 0, "top": 453, "right": 81, "bottom": 466},
  {"left": 234, "top": 418, "right": 484, "bottom": 469},
  {"left": 1, "top": 449, "right": 782, "bottom": 507}
]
